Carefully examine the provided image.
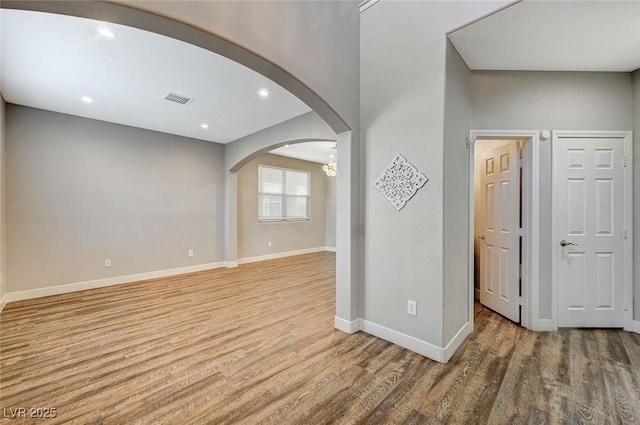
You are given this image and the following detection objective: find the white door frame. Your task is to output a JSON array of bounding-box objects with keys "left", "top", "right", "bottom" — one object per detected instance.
[
  {"left": 551, "top": 131, "right": 633, "bottom": 331},
  {"left": 469, "top": 130, "right": 542, "bottom": 331}
]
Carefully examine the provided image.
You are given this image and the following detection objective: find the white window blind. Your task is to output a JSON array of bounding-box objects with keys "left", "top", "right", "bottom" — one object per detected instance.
[{"left": 258, "top": 165, "right": 310, "bottom": 221}]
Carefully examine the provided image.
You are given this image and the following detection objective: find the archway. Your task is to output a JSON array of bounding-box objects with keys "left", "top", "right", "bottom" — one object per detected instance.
[
  {"left": 0, "top": 1, "right": 358, "bottom": 330},
  {"left": 229, "top": 138, "right": 337, "bottom": 264}
]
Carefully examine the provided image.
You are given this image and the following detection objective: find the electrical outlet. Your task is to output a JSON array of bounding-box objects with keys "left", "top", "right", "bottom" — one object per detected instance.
[
  {"left": 268, "top": 241, "right": 272, "bottom": 247},
  {"left": 188, "top": 249, "right": 194, "bottom": 257},
  {"left": 104, "top": 259, "right": 111, "bottom": 268},
  {"left": 407, "top": 300, "right": 417, "bottom": 316}
]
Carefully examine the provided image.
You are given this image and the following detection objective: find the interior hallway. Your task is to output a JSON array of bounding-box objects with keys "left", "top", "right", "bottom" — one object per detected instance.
[{"left": 1, "top": 252, "right": 638, "bottom": 424}]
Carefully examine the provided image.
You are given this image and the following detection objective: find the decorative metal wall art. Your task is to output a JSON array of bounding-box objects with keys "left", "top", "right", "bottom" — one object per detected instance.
[{"left": 375, "top": 154, "right": 428, "bottom": 211}]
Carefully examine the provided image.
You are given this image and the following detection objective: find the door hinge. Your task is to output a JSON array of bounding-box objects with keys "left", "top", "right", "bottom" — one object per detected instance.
[
  {"left": 623, "top": 229, "right": 628, "bottom": 239},
  {"left": 624, "top": 301, "right": 628, "bottom": 311},
  {"left": 466, "top": 137, "right": 474, "bottom": 148},
  {"left": 518, "top": 263, "right": 522, "bottom": 279},
  {"left": 517, "top": 228, "right": 524, "bottom": 237},
  {"left": 623, "top": 156, "right": 627, "bottom": 167},
  {"left": 518, "top": 159, "right": 525, "bottom": 168},
  {"left": 517, "top": 296, "right": 523, "bottom": 306}
]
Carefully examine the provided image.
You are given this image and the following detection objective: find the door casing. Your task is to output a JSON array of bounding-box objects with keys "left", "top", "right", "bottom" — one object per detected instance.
[
  {"left": 552, "top": 131, "right": 633, "bottom": 331},
  {"left": 469, "top": 130, "right": 541, "bottom": 331}
]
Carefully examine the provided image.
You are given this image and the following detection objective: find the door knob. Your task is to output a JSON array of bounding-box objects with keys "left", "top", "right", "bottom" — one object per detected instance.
[
  {"left": 478, "top": 234, "right": 486, "bottom": 240},
  {"left": 560, "top": 240, "right": 578, "bottom": 247}
]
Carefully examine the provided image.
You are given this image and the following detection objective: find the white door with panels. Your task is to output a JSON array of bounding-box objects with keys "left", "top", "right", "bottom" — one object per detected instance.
[
  {"left": 479, "top": 142, "right": 521, "bottom": 322},
  {"left": 554, "top": 136, "right": 627, "bottom": 328}
]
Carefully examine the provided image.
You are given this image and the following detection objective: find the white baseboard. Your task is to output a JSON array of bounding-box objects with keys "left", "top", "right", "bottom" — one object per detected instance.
[
  {"left": 0, "top": 294, "right": 7, "bottom": 314},
  {"left": 334, "top": 316, "right": 361, "bottom": 334},
  {"left": 474, "top": 288, "right": 480, "bottom": 300},
  {"left": 532, "top": 318, "right": 555, "bottom": 332},
  {"left": 360, "top": 319, "right": 448, "bottom": 363},
  {"left": 4, "top": 261, "right": 225, "bottom": 304},
  {"left": 224, "top": 261, "right": 238, "bottom": 268},
  {"left": 633, "top": 320, "right": 640, "bottom": 334},
  {"left": 441, "top": 321, "right": 473, "bottom": 362},
  {"left": 334, "top": 317, "right": 471, "bottom": 363},
  {"left": 325, "top": 246, "right": 337, "bottom": 253},
  {"left": 238, "top": 246, "right": 329, "bottom": 265}
]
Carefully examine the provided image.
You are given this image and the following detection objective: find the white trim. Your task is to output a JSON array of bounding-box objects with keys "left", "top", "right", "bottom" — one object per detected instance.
[
  {"left": 531, "top": 318, "right": 555, "bottom": 332},
  {"left": 225, "top": 261, "right": 239, "bottom": 268},
  {"left": 441, "top": 321, "right": 473, "bottom": 362},
  {"left": 237, "top": 246, "right": 329, "bottom": 265},
  {"left": 0, "top": 294, "right": 7, "bottom": 313},
  {"left": 325, "top": 246, "right": 337, "bottom": 253},
  {"left": 552, "top": 131, "right": 633, "bottom": 330},
  {"left": 359, "top": 0, "right": 381, "bottom": 13},
  {"left": 361, "top": 320, "right": 445, "bottom": 363},
  {"left": 633, "top": 320, "right": 640, "bottom": 334},
  {"left": 623, "top": 133, "right": 634, "bottom": 332},
  {"left": 334, "top": 316, "right": 361, "bottom": 334},
  {"left": 467, "top": 136, "right": 476, "bottom": 332},
  {"left": 446, "top": 0, "right": 523, "bottom": 35},
  {"left": 469, "top": 130, "right": 541, "bottom": 331},
  {"left": 3, "top": 262, "right": 225, "bottom": 303},
  {"left": 335, "top": 317, "right": 472, "bottom": 363}
]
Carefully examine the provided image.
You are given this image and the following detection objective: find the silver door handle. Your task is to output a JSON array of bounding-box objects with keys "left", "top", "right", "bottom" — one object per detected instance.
[
  {"left": 560, "top": 240, "right": 578, "bottom": 247},
  {"left": 478, "top": 234, "right": 486, "bottom": 240}
]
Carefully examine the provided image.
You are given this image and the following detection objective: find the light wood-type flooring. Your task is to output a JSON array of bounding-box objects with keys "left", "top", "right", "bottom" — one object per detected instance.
[{"left": 1, "top": 252, "right": 639, "bottom": 424}]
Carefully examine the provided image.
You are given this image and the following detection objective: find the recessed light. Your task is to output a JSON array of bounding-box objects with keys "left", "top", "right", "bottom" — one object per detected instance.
[
  {"left": 200, "top": 123, "right": 209, "bottom": 129},
  {"left": 329, "top": 154, "right": 334, "bottom": 159},
  {"left": 258, "top": 88, "right": 269, "bottom": 98},
  {"left": 284, "top": 144, "right": 289, "bottom": 148},
  {"left": 81, "top": 95, "right": 93, "bottom": 104},
  {"left": 97, "top": 27, "right": 117, "bottom": 39}
]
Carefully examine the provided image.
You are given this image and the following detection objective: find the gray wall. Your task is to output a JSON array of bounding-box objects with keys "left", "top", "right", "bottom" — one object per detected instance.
[
  {"left": 442, "top": 42, "right": 473, "bottom": 342},
  {"left": 361, "top": 1, "right": 508, "bottom": 347},
  {"left": 0, "top": 95, "right": 6, "bottom": 301},
  {"left": 633, "top": 70, "right": 640, "bottom": 322},
  {"left": 6, "top": 106, "right": 225, "bottom": 292},
  {"left": 325, "top": 175, "right": 337, "bottom": 249},
  {"left": 237, "top": 153, "right": 327, "bottom": 259},
  {"left": 471, "top": 71, "right": 633, "bottom": 320}
]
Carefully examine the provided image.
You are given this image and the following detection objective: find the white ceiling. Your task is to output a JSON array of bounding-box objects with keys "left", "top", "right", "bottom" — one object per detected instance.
[
  {"left": 0, "top": 9, "right": 311, "bottom": 144},
  {"left": 269, "top": 141, "right": 337, "bottom": 165},
  {"left": 448, "top": 0, "right": 640, "bottom": 72},
  {"left": 3, "top": 2, "right": 637, "bottom": 162}
]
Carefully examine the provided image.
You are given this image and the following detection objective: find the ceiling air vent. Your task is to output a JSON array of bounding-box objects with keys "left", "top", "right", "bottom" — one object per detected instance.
[{"left": 163, "top": 92, "right": 194, "bottom": 105}]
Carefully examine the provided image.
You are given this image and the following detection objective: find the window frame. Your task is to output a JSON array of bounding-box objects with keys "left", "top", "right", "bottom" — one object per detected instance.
[{"left": 258, "top": 164, "right": 311, "bottom": 223}]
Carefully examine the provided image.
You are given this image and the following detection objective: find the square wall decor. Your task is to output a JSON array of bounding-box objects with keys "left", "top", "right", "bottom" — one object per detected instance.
[{"left": 375, "top": 154, "right": 428, "bottom": 211}]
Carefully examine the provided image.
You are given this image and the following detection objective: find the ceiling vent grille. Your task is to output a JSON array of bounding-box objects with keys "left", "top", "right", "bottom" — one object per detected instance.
[{"left": 163, "top": 92, "right": 194, "bottom": 105}]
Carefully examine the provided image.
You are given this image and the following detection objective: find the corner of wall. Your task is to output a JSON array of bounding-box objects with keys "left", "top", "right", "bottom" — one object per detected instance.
[
  {"left": 359, "top": 318, "right": 471, "bottom": 363},
  {"left": 442, "top": 40, "right": 474, "bottom": 344}
]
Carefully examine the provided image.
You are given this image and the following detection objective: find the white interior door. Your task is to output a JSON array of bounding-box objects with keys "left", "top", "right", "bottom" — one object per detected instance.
[
  {"left": 479, "top": 142, "right": 520, "bottom": 322},
  {"left": 555, "top": 136, "right": 626, "bottom": 327}
]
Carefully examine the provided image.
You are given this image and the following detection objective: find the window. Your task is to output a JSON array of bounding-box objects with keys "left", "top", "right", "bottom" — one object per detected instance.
[{"left": 258, "top": 165, "right": 310, "bottom": 221}]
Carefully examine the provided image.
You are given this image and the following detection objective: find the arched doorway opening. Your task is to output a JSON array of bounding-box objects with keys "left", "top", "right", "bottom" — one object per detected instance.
[{"left": 1, "top": 1, "right": 358, "bottom": 329}]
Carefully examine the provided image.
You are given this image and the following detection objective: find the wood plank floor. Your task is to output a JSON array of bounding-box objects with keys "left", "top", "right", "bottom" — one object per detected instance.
[{"left": 1, "top": 251, "right": 639, "bottom": 424}]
